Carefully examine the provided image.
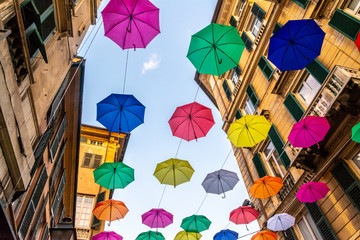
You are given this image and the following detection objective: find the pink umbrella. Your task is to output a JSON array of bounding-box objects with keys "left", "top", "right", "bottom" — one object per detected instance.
[
  {"left": 102, "top": 0, "right": 160, "bottom": 50},
  {"left": 296, "top": 182, "right": 330, "bottom": 203},
  {"left": 229, "top": 206, "right": 259, "bottom": 230},
  {"left": 288, "top": 116, "right": 330, "bottom": 148},
  {"left": 168, "top": 102, "right": 215, "bottom": 141},
  {"left": 142, "top": 208, "right": 173, "bottom": 230},
  {"left": 93, "top": 231, "right": 123, "bottom": 240}
]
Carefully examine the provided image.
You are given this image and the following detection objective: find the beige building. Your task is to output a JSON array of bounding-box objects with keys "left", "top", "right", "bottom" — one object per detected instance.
[
  {"left": 197, "top": 0, "right": 360, "bottom": 239},
  {"left": 0, "top": 0, "right": 100, "bottom": 239}
]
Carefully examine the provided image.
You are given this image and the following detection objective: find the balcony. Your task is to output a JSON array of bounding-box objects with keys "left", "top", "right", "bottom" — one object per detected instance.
[{"left": 76, "top": 228, "right": 90, "bottom": 240}]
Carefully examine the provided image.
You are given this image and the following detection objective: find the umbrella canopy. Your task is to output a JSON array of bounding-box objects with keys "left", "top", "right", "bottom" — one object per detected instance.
[
  {"left": 97, "top": 94, "right": 145, "bottom": 133},
  {"left": 229, "top": 206, "right": 259, "bottom": 225},
  {"left": 227, "top": 115, "right": 271, "bottom": 148},
  {"left": 202, "top": 169, "right": 239, "bottom": 197},
  {"left": 352, "top": 122, "right": 360, "bottom": 143},
  {"left": 187, "top": 23, "right": 245, "bottom": 76},
  {"left": 141, "top": 208, "right": 173, "bottom": 229},
  {"left": 102, "top": 0, "right": 160, "bottom": 50},
  {"left": 93, "top": 162, "right": 134, "bottom": 189},
  {"left": 213, "top": 229, "right": 238, "bottom": 240},
  {"left": 181, "top": 215, "right": 212, "bottom": 233},
  {"left": 288, "top": 116, "right": 330, "bottom": 148},
  {"left": 93, "top": 231, "right": 123, "bottom": 240},
  {"left": 174, "top": 231, "right": 202, "bottom": 240},
  {"left": 268, "top": 19, "right": 325, "bottom": 71},
  {"left": 92, "top": 199, "right": 129, "bottom": 222},
  {"left": 153, "top": 158, "right": 195, "bottom": 187},
  {"left": 251, "top": 231, "right": 276, "bottom": 240},
  {"left": 296, "top": 181, "right": 330, "bottom": 203},
  {"left": 267, "top": 213, "right": 295, "bottom": 232},
  {"left": 135, "top": 231, "right": 165, "bottom": 240},
  {"left": 356, "top": 32, "right": 360, "bottom": 53},
  {"left": 168, "top": 102, "right": 215, "bottom": 141},
  {"left": 250, "top": 176, "right": 283, "bottom": 199}
]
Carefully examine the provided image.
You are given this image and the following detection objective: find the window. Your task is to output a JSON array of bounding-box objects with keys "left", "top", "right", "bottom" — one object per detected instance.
[
  {"left": 235, "top": 109, "right": 242, "bottom": 120},
  {"left": 329, "top": 9, "right": 360, "bottom": 40},
  {"left": 251, "top": 18, "right": 262, "bottom": 37},
  {"left": 244, "top": 98, "right": 256, "bottom": 115},
  {"left": 232, "top": 66, "right": 241, "bottom": 85},
  {"left": 262, "top": 141, "right": 286, "bottom": 178},
  {"left": 80, "top": 137, "right": 88, "bottom": 143},
  {"left": 245, "top": 84, "right": 259, "bottom": 114},
  {"left": 297, "top": 74, "right": 321, "bottom": 106},
  {"left": 352, "top": 152, "right": 360, "bottom": 170},
  {"left": 283, "top": 93, "right": 305, "bottom": 122},
  {"left": 241, "top": 32, "right": 253, "bottom": 51},
  {"left": 76, "top": 196, "right": 94, "bottom": 229},
  {"left": 258, "top": 56, "right": 274, "bottom": 80},
  {"left": 82, "top": 153, "right": 103, "bottom": 168},
  {"left": 252, "top": 153, "right": 267, "bottom": 178},
  {"left": 305, "top": 59, "right": 329, "bottom": 84},
  {"left": 273, "top": 23, "right": 282, "bottom": 34},
  {"left": 89, "top": 140, "right": 104, "bottom": 146},
  {"left": 297, "top": 213, "right": 322, "bottom": 240},
  {"left": 222, "top": 80, "right": 232, "bottom": 101},
  {"left": 292, "top": 0, "right": 309, "bottom": 9},
  {"left": 346, "top": 0, "right": 360, "bottom": 14},
  {"left": 234, "top": 0, "right": 246, "bottom": 17}
]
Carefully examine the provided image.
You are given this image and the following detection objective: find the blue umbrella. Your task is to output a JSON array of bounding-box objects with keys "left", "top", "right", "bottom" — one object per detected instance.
[
  {"left": 97, "top": 94, "right": 145, "bottom": 133},
  {"left": 268, "top": 19, "right": 325, "bottom": 71},
  {"left": 213, "top": 229, "right": 238, "bottom": 240}
]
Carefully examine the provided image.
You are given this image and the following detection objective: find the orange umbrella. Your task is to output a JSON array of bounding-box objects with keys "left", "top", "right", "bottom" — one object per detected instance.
[
  {"left": 92, "top": 199, "right": 129, "bottom": 222},
  {"left": 250, "top": 176, "right": 283, "bottom": 199},
  {"left": 251, "top": 231, "right": 276, "bottom": 240}
]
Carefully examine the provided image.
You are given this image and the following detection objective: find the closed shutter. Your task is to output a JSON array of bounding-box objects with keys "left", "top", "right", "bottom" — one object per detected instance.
[
  {"left": 91, "top": 192, "right": 106, "bottom": 228},
  {"left": 41, "top": 224, "right": 49, "bottom": 240},
  {"left": 230, "top": 16, "right": 238, "bottom": 27},
  {"left": 268, "top": 125, "right": 291, "bottom": 170},
  {"left": 246, "top": 84, "right": 259, "bottom": 109},
  {"left": 258, "top": 56, "right": 274, "bottom": 80},
  {"left": 82, "top": 153, "right": 93, "bottom": 167},
  {"left": 25, "top": 23, "right": 48, "bottom": 62},
  {"left": 253, "top": 153, "right": 267, "bottom": 178},
  {"left": 51, "top": 171, "right": 66, "bottom": 221},
  {"left": 331, "top": 161, "right": 360, "bottom": 213},
  {"left": 39, "top": 6, "right": 56, "bottom": 41},
  {"left": 305, "top": 203, "right": 338, "bottom": 240},
  {"left": 305, "top": 59, "right": 329, "bottom": 84},
  {"left": 50, "top": 114, "right": 67, "bottom": 160},
  {"left": 283, "top": 93, "right": 305, "bottom": 122},
  {"left": 93, "top": 155, "right": 102, "bottom": 168},
  {"left": 329, "top": 9, "right": 360, "bottom": 41},
  {"left": 273, "top": 23, "right": 282, "bottom": 34},
  {"left": 222, "top": 80, "right": 232, "bottom": 101},
  {"left": 234, "top": 65, "right": 241, "bottom": 77},
  {"left": 241, "top": 32, "right": 253, "bottom": 52},
  {"left": 283, "top": 227, "right": 298, "bottom": 240},
  {"left": 292, "top": 0, "right": 309, "bottom": 8},
  {"left": 49, "top": 73, "right": 69, "bottom": 118},
  {"left": 50, "top": 140, "right": 66, "bottom": 196},
  {"left": 251, "top": 2, "right": 265, "bottom": 20},
  {"left": 235, "top": 109, "right": 242, "bottom": 120}
]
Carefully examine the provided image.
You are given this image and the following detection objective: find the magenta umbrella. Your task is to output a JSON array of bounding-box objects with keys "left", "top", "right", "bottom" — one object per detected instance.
[
  {"left": 168, "top": 102, "right": 215, "bottom": 141},
  {"left": 102, "top": 0, "right": 160, "bottom": 50},
  {"left": 93, "top": 231, "right": 123, "bottom": 240},
  {"left": 288, "top": 116, "right": 330, "bottom": 148},
  {"left": 296, "top": 182, "right": 330, "bottom": 203},
  {"left": 141, "top": 208, "right": 173, "bottom": 230}
]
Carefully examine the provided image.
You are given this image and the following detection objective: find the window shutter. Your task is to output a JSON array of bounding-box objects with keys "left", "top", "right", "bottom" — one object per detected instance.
[
  {"left": 283, "top": 227, "right": 298, "bottom": 240},
  {"left": 50, "top": 114, "right": 68, "bottom": 160},
  {"left": 283, "top": 93, "right": 305, "bottom": 122},
  {"left": 51, "top": 171, "right": 66, "bottom": 221},
  {"left": 268, "top": 125, "right": 291, "bottom": 170},
  {"left": 91, "top": 192, "right": 106, "bottom": 228},
  {"left": 291, "top": 0, "right": 309, "bottom": 8},
  {"left": 273, "top": 23, "right": 282, "bottom": 34},
  {"left": 241, "top": 32, "right": 253, "bottom": 52},
  {"left": 234, "top": 65, "right": 241, "bottom": 77},
  {"left": 25, "top": 24, "right": 48, "bottom": 63},
  {"left": 253, "top": 153, "right": 267, "bottom": 178},
  {"left": 305, "top": 202, "right": 338, "bottom": 240},
  {"left": 41, "top": 224, "right": 49, "bottom": 240},
  {"left": 251, "top": 2, "right": 265, "bottom": 20},
  {"left": 82, "top": 153, "right": 93, "bottom": 167},
  {"left": 329, "top": 9, "right": 360, "bottom": 41},
  {"left": 49, "top": 73, "right": 69, "bottom": 118},
  {"left": 39, "top": 6, "right": 55, "bottom": 41},
  {"left": 230, "top": 16, "right": 238, "bottom": 27},
  {"left": 93, "top": 155, "right": 102, "bottom": 168},
  {"left": 305, "top": 59, "right": 329, "bottom": 84},
  {"left": 222, "top": 80, "right": 232, "bottom": 101},
  {"left": 331, "top": 161, "right": 360, "bottom": 213},
  {"left": 258, "top": 56, "right": 274, "bottom": 80},
  {"left": 50, "top": 140, "right": 66, "bottom": 196},
  {"left": 235, "top": 109, "right": 242, "bottom": 120},
  {"left": 246, "top": 84, "right": 259, "bottom": 109}
]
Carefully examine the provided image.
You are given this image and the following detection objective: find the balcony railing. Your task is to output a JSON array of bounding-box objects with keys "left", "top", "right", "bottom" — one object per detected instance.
[
  {"left": 278, "top": 172, "right": 295, "bottom": 201},
  {"left": 76, "top": 228, "right": 90, "bottom": 240}
]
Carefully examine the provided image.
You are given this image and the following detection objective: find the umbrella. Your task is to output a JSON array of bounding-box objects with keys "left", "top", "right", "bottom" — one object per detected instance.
[
  {"left": 93, "top": 162, "right": 134, "bottom": 189},
  {"left": 356, "top": 32, "right": 360, "bottom": 52},
  {"left": 93, "top": 231, "right": 123, "bottom": 240},
  {"left": 213, "top": 229, "right": 238, "bottom": 240},
  {"left": 135, "top": 231, "right": 165, "bottom": 240},
  {"left": 251, "top": 231, "right": 276, "bottom": 240},
  {"left": 250, "top": 176, "right": 283, "bottom": 199},
  {"left": 168, "top": 102, "right": 215, "bottom": 141},
  {"left": 296, "top": 181, "right": 330, "bottom": 203},
  {"left": 201, "top": 169, "right": 239, "bottom": 198},
  {"left": 92, "top": 199, "right": 128, "bottom": 222},
  {"left": 229, "top": 206, "right": 259, "bottom": 230},
  {"left": 227, "top": 115, "right": 271, "bottom": 148},
  {"left": 352, "top": 122, "right": 360, "bottom": 143},
  {"left": 288, "top": 116, "right": 330, "bottom": 148},
  {"left": 267, "top": 213, "right": 295, "bottom": 232},
  {"left": 97, "top": 94, "right": 145, "bottom": 133},
  {"left": 102, "top": 0, "right": 160, "bottom": 50},
  {"left": 141, "top": 208, "right": 173, "bottom": 229},
  {"left": 268, "top": 19, "right": 325, "bottom": 71},
  {"left": 187, "top": 23, "right": 245, "bottom": 76},
  {"left": 153, "top": 158, "right": 195, "bottom": 187},
  {"left": 174, "top": 231, "right": 202, "bottom": 240},
  {"left": 181, "top": 215, "right": 212, "bottom": 233}
]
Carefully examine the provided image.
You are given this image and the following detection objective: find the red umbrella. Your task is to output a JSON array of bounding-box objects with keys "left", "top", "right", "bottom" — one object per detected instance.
[
  {"left": 356, "top": 31, "right": 360, "bottom": 52},
  {"left": 296, "top": 182, "right": 330, "bottom": 203},
  {"left": 168, "top": 102, "right": 215, "bottom": 141},
  {"left": 229, "top": 206, "right": 259, "bottom": 230}
]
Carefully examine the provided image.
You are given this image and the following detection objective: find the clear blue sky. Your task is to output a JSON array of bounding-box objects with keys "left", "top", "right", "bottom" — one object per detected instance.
[{"left": 79, "top": 0, "right": 259, "bottom": 239}]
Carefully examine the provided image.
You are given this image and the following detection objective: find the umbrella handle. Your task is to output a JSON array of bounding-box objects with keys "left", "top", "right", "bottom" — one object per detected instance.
[
  {"left": 222, "top": 192, "right": 226, "bottom": 199},
  {"left": 246, "top": 224, "right": 249, "bottom": 231}
]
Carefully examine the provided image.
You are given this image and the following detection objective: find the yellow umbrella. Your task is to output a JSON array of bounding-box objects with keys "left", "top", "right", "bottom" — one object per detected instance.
[
  {"left": 227, "top": 115, "right": 271, "bottom": 147},
  {"left": 154, "top": 158, "right": 194, "bottom": 187},
  {"left": 174, "top": 231, "right": 201, "bottom": 240}
]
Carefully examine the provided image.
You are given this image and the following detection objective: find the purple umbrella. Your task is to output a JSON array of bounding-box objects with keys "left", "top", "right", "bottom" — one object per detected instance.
[
  {"left": 102, "top": 0, "right": 160, "bottom": 50},
  {"left": 93, "top": 231, "right": 123, "bottom": 240},
  {"left": 142, "top": 208, "right": 173, "bottom": 230},
  {"left": 288, "top": 116, "right": 330, "bottom": 148},
  {"left": 296, "top": 182, "right": 330, "bottom": 203}
]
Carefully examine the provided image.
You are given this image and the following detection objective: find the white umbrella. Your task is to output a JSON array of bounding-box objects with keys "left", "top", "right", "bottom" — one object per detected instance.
[{"left": 267, "top": 213, "right": 295, "bottom": 232}]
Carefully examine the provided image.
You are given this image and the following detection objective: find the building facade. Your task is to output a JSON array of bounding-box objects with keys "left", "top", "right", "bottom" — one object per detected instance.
[
  {"left": 197, "top": 0, "right": 360, "bottom": 239},
  {"left": 76, "top": 125, "right": 130, "bottom": 240},
  {"left": 0, "top": 0, "right": 100, "bottom": 239}
]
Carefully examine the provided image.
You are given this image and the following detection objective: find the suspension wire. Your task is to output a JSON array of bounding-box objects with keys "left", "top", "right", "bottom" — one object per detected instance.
[
  {"left": 220, "top": 148, "right": 233, "bottom": 169},
  {"left": 157, "top": 185, "right": 167, "bottom": 208},
  {"left": 237, "top": 230, "right": 260, "bottom": 239},
  {"left": 77, "top": 15, "right": 103, "bottom": 54},
  {"left": 193, "top": 85, "right": 200, "bottom": 102},
  {"left": 195, "top": 193, "right": 208, "bottom": 214},
  {"left": 174, "top": 139, "right": 183, "bottom": 158},
  {"left": 123, "top": 49, "right": 129, "bottom": 94},
  {"left": 224, "top": 221, "right": 231, "bottom": 229}
]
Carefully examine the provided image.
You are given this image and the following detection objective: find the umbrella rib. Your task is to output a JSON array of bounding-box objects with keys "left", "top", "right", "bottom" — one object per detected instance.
[
  {"left": 131, "top": 0, "right": 140, "bottom": 15},
  {"left": 123, "top": 108, "right": 144, "bottom": 123},
  {"left": 119, "top": 0, "right": 131, "bottom": 15},
  {"left": 293, "top": 42, "right": 321, "bottom": 54},
  {"left": 216, "top": 42, "right": 245, "bottom": 47},
  {"left": 198, "top": 48, "right": 214, "bottom": 73},
  {"left": 134, "top": 8, "right": 158, "bottom": 16},
  {"left": 215, "top": 28, "right": 235, "bottom": 44},
  {"left": 192, "top": 118, "right": 206, "bottom": 136},
  {"left": 133, "top": 16, "right": 161, "bottom": 33},
  {"left": 293, "top": 19, "right": 313, "bottom": 39},
  {"left": 247, "top": 125, "right": 268, "bottom": 138},
  {"left": 192, "top": 34, "right": 213, "bottom": 45},
  {"left": 103, "top": 11, "right": 129, "bottom": 17},
  {"left": 121, "top": 111, "right": 130, "bottom": 132},
  {"left": 97, "top": 108, "right": 120, "bottom": 120},
  {"left": 132, "top": 20, "right": 146, "bottom": 47},
  {"left": 109, "top": 111, "right": 121, "bottom": 132},
  {"left": 294, "top": 32, "right": 325, "bottom": 41},
  {"left": 217, "top": 47, "right": 239, "bottom": 65},
  {"left": 171, "top": 117, "right": 189, "bottom": 135},
  {"left": 187, "top": 46, "right": 213, "bottom": 57},
  {"left": 105, "top": 17, "right": 130, "bottom": 35}
]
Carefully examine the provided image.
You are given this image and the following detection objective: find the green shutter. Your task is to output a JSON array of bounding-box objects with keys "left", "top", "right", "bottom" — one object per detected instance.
[
  {"left": 92, "top": 192, "right": 106, "bottom": 228},
  {"left": 253, "top": 153, "right": 267, "bottom": 178},
  {"left": 268, "top": 125, "right": 291, "bottom": 170},
  {"left": 283, "top": 227, "right": 298, "bottom": 240},
  {"left": 50, "top": 114, "right": 68, "bottom": 160},
  {"left": 258, "top": 56, "right": 274, "bottom": 80},
  {"left": 222, "top": 80, "right": 232, "bottom": 101},
  {"left": 246, "top": 84, "right": 259, "bottom": 109},
  {"left": 329, "top": 9, "right": 360, "bottom": 41},
  {"left": 25, "top": 24, "right": 48, "bottom": 63},
  {"left": 305, "top": 203, "right": 338, "bottom": 240},
  {"left": 292, "top": 0, "right": 309, "bottom": 8},
  {"left": 331, "top": 161, "right": 360, "bottom": 214},
  {"left": 273, "top": 22, "right": 282, "bottom": 34},
  {"left": 241, "top": 32, "right": 253, "bottom": 52},
  {"left": 305, "top": 59, "right": 329, "bottom": 84},
  {"left": 230, "top": 16, "right": 238, "bottom": 27},
  {"left": 51, "top": 171, "right": 65, "bottom": 220},
  {"left": 39, "top": 6, "right": 56, "bottom": 41},
  {"left": 283, "top": 93, "right": 305, "bottom": 122},
  {"left": 235, "top": 109, "right": 242, "bottom": 120},
  {"left": 251, "top": 2, "right": 265, "bottom": 20}
]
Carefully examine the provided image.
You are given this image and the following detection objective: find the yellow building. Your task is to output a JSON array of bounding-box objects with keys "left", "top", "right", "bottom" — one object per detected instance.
[
  {"left": 197, "top": 0, "right": 360, "bottom": 239},
  {"left": 76, "top": 124, "right": 130, "bottom": 240}
]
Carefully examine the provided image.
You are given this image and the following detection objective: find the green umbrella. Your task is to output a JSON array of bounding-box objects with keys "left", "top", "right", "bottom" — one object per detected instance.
[
  {"left": 93, "top": 162, "right": 134, "bottom": 189},
  {"left": 187, "top": 23, "right": 245, "bottom": 76},
  {"left": 352, "top": 122, "right": 360, "bottom": 143},
  {"left": 135, "top": 231, "right": 165, "bottom": 240},
  {"left": 180, "top": 215, "right": 212, "bottom": 233}
]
